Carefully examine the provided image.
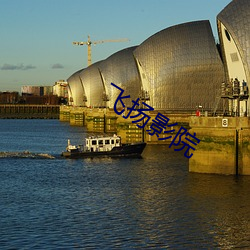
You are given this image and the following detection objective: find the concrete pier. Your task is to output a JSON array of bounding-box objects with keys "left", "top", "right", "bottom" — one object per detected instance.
[
  {"left": 59, "top": 106, "right": 190, "bottom": 143},
  {"left": 189, "top": 117, "right": 250, "bottom": 175},
  {"left": 59, "top": 106, "right": 71, "bottom": 122}
]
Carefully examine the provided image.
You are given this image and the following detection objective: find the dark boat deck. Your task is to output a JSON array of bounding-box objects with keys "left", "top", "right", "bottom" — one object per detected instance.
[{"left": 62, "top": 142, "right": 146, "bottom": 159}]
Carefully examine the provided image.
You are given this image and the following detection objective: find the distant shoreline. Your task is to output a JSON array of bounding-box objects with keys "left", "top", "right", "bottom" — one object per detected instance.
[{"left": 0, "top": 104, "right": 59, "bottom": 119}]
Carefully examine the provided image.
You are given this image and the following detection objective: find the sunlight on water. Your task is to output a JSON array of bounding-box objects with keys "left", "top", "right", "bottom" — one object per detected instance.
[{"left": 0, "top": 120, "right": 250, "bottom": 249}]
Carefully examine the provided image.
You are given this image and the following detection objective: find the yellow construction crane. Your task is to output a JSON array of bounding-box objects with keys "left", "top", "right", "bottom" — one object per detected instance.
[{"left": 73, "top": 35, "right": 129, "bottom": 66}]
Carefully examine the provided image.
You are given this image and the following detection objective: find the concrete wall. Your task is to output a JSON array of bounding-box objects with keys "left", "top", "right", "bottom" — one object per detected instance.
[
  {"left": 59, "top": 106, "right": 190, "bottom": 144},
  {"left": 189, "top": 117, "right": 250, "bottom": 175},
  {"left": 0, "top": 105, "right": 59, "bottom": 119}
]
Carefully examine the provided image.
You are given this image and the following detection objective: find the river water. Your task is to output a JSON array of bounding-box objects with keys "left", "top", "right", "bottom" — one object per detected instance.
[{"left": 0, "top": 119, "right": 249, "bottom": 249}]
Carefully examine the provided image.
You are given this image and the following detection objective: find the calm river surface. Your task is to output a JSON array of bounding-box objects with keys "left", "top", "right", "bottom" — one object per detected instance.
[{"left": 0, "top": 119, "right": 250, "bottom": 249}]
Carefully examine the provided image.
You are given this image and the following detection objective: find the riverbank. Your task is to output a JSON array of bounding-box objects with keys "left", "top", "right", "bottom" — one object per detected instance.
[{"left": 0, "top": 104, "right": 59, "bottom": 119}]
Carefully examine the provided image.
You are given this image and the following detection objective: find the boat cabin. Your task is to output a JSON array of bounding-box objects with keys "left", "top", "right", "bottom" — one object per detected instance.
[{"left": 85, "top": 135, "right": 121, "bottom": 152}]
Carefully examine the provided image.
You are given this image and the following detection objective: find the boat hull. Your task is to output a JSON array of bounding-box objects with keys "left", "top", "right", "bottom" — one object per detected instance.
[{"left": 62, "top": 142, "right": 146, "bottom": 159}]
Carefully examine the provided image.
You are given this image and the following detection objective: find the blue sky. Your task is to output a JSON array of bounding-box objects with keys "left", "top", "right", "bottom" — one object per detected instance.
[{"left": 0, "top": 0, "right": 231, "bottom": 92}]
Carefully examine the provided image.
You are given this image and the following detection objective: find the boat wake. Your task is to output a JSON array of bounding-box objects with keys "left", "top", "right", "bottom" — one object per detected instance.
[{"left": 0, "top": 151, "right": 55, "bottom": 159}]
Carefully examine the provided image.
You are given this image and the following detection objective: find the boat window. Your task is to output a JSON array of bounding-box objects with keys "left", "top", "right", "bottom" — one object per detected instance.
[
  {"left": 92, "top": 140, "right": 97, "bottom": 145},
  {"left": 105, "top": 140, "right": 110, "bottom": 144},
  {"left": 98, "top": 140, "right": 103, "bottom": 145},
  {"left": 111, "top": 139, "right": 114, "bottom": 144},
  {"left": 116, "top": 139, "right": 120, "bottom": 144}
]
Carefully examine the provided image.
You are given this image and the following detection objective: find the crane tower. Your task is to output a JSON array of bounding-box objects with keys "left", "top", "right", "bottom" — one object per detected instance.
[{"left": 73, "top": 35, "right": 129, "bottom": 66}]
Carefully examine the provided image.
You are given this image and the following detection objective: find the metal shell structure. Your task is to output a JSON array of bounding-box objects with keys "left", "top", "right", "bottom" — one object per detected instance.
[
  {"left": 67, "top": 69, "right": 86, "bottom": 106},
  {"left": 79, "top": 61, "right": 105, "bottom": 108},
  {"left": 99, "top": 46, "right": 141, "bottom": 109},
  {"left": 217, "top": 0, "right": 250, "bottom": 116},
  {"left": 133, "top": 20, "right": 225, "bottom": 112}
]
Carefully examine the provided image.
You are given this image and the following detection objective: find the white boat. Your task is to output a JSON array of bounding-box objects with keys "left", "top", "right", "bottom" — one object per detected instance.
[{"left": 62, "top": 134, "right": 146, "bottom": 158}]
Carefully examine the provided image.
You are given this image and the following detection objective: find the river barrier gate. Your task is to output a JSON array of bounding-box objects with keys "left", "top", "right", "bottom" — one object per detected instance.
[
  {"left": 0, "top": 104, "right": 249, "bottom": 175},
  {"left": 59, "top": 106, "right": 250, "bottom": 175}
]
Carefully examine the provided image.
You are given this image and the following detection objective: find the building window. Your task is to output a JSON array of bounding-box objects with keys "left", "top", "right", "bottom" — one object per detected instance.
[{"left": 224, "top": 29, "right": 231, "bottom": 42}]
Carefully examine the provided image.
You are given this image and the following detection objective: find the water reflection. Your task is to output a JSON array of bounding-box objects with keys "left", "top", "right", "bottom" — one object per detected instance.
[
  {"left": 1, "top": 120, "right": 250, "bottom": 249},
  {"left": 186, "top": 173, "right": 250, "bottom": 248},
  {"left": 108, "top": 145, "right": 250, "bottom": 248}
]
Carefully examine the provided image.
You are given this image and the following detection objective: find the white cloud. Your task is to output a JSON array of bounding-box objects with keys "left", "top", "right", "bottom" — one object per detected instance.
[
  {"left": 1, "top": 63, "right": 36, "bottom": 70},
  {"left": 51, "top": 63, "right": 64, "bottom": 69}
]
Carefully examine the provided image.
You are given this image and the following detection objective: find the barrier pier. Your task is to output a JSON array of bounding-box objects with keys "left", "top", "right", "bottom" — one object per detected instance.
[{"left": 189, "top": 117, "right": 250, "bottom": 175}]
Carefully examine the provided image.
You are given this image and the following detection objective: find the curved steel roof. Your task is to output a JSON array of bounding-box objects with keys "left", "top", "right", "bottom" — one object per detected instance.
[
  {"left": 99, "top": 46, "right": 141, "bottom": 109},
  {"left": 67, "top": 69, "right": 85, "bottom": 106},
  {"left": 79, "top": 61, "right": 105, "bottom": 108},
  {"left": 217, "top": 0, "right": 250, "bottom": 83},
  {"left": 134, "top": 20, "right": 225, "bottom": 111}
]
